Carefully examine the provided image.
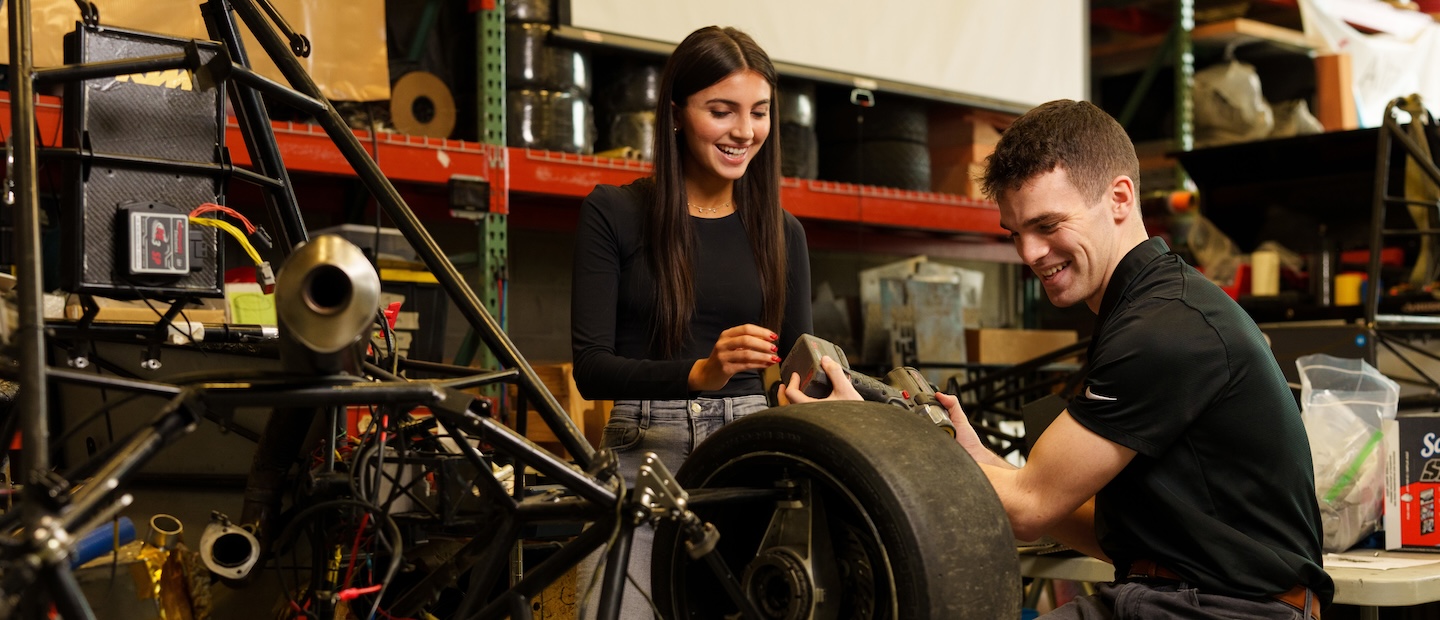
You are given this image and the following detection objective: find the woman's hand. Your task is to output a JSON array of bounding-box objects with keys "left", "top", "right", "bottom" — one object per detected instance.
[{"left": 688, "top": 324, "right": 780, "bottom": 392}]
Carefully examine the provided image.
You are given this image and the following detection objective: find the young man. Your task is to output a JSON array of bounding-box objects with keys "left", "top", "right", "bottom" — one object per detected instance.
[{"left": 788, "top": 100, "right": 1332, "bottom": 618}]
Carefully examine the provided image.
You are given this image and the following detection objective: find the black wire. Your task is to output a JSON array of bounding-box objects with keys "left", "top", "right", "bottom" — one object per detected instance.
[
  {"left": 377, "top": 309, "right": 397, "bottom": 374},
  {"left": 273, "top": 498, "right": 403, "bottom": 620},
  {"left": 50, "top": 391, "right": 146, "bottom": 451}
]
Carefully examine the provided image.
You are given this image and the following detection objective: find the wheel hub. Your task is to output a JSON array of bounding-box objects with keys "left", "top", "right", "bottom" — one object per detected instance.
[{"left": 743, "top": 547, "right": 814, "bottom": 620}]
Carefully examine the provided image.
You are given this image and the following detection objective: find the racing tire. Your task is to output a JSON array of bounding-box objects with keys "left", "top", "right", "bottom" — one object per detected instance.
[{"left": 653, "top": 401, "right": 1020, "bottom": 619}]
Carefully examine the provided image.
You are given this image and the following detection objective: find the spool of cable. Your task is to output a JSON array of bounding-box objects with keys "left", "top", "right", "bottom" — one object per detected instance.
[
  {"left": 390, "top": 70, "right": 456, "bottom": 138},
  {"left": 506, "top": 89, "right": 546, "bottom": 149},
  {"left": 505, "top": 0, "right": 551, "bottom": 23},
  {"left": 551, "top": 46, "right": 592, "bottom": 97},
  {"left": 600, "top": 62, "right": 661, "bottom": 114},
  {"left": 506, "top": 23, "right": 549, "bottom": 89},
  {"left": 546, "top": 89, "right": 596, "bottom": 154},
  {"left": 506, "top": 24, "right": 592, "bottom": 95},
  {"left": 779, "top": 80, "right": 816, "bottom": 128},
  {"left": 780, "top": 122, "right": 818, "bottom": 179},
  {"left": 605, "top": 111, "right": 656, "bottom": 161},
  {"left": 821, "top": 139, "right": 932, "bottom": 191}
]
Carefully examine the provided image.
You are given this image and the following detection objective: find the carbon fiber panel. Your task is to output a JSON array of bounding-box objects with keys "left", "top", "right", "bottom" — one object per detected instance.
[{"left": 61, "top": 25, "right": 227, "bottom": 298}]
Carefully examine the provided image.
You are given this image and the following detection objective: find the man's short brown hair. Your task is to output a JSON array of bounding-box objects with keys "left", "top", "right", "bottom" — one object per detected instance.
[{"left": 981, "top": 99, "right": 1140, "bottom": 204}]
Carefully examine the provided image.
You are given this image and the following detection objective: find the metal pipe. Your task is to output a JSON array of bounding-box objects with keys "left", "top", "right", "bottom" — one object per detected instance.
[
  {"left": 10, "top": 0, "right": 51, "bottom": 499},
  {"left": 37, "top": 148, "right": 284, "bottom": 188},
  {"left": 472, "top": 518, "right": 615, "bottom": 620},
  {"left": 1367, "top": 101, "right": 1398, "bottom": 334},
  {"left": 228, "top": 64, "right": 328, "bottom": 115},
  {"left": 514, "top": 497, "right": 612, "bottom": 523},
  {"left": 200, "top": 0, "right": 308, "bottom": 252},
  {"left": 63, "top": 393, "right": 197, "bottom": 533},
  {"left": 1386, "top": 109, "right": 1440, "bottom": 189},
  {"left": 40, "top": 562, "right": 96, "bottom": 620},
  {"left": 226, "top": 0, "right": 595, "bottom": 467},
  {"left": 200, "top": 382, "right": 444, "bottom": 408},
  {"left": 32, "top": 52, "right": 190, "bottom": 86},
  {"left": 464, "top": 413, "right": 616, "bottom": 506},
  {"left": 595, "top": 518, "right": 635, "bottom": 620},
  {"left": 46, "top": 367, "right": 185, "bottom": 397}
]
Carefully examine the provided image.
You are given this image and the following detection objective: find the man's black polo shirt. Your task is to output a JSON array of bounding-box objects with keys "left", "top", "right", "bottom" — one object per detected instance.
[{"left": 1067, "top": 237, "right": 1334, "bottom": 604}]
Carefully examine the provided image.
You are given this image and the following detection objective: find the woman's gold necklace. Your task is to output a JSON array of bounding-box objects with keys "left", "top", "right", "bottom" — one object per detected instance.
[{"left": 688, "top": 201, "right": 731, "bottom": 214}]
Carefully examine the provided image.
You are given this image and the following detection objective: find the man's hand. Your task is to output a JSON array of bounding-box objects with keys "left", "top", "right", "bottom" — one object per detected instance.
[
  {"left": 936, "top": 391, "right": 1012, "bottom": 470},
  {"left": 688, "top": 324, "right": 781, "bottom": 392},
  {"left": 783, "top": 355, "right": 862, "bottom": 404}
]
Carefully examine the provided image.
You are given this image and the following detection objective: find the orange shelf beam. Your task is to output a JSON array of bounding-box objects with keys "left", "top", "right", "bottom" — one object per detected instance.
[
  {"left": 2, "top": 91, "right": 507, "bottom": 212},
  {"left": 506, "top": 147, "right": 1005, "bottom": 237},
  {"left": 3, "top": 93, "right": 1002, "bottom": 237}
]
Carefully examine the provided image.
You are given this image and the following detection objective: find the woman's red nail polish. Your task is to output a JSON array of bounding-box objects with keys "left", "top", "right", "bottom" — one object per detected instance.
[
  {"left": 769, "top": 333, "right": 778, "bottom": 341},
  {"left": 771, "top": 345, "right": 778, "bottom": 352},
  {"left": 771, "top": 356, "right": 781, "bottom": 363}
]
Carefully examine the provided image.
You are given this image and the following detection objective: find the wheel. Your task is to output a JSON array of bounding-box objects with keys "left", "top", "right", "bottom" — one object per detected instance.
[
  {"left": 820, "top": 140, "right": 932, "bottom": 191},
  {"left": 780, "top": 123, "right": 818, "bottom": 180},
  {"left": 505, "top": 0, "right": 551, "bottom": 23},
  {"left": 653, "top": 401, "right": 1019, "bottom": 619},
  {"left": 818, "top": 96, "right": 928, "bottom": 143}
]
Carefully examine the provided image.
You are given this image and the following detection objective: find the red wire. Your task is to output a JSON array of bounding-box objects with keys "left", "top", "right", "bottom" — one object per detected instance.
[
  {"left": 337, "top": 583, "right": 382, "bottom": 601},
  {"left": 189, "top": 202, "right": 257, "bottom": 233},
  {"left": 342, "top": 513, "right": 372, "bottom": 588}
]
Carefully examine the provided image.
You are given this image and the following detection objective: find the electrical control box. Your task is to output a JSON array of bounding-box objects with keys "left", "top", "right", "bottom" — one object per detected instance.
[{"left": 121, "top": 205, "right": 190, "bottom": 276}]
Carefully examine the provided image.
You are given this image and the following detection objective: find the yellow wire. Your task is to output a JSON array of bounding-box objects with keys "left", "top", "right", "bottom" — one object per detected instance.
[{"left": 189, "top": 216, "right": 263, "bottom": 266}]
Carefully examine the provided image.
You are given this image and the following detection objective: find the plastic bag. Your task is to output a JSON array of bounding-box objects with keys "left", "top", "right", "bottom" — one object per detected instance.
[
  {"left": 1297, "top": 354, "right": 1400, "bottom": 552},
  {"left": 1193, "top": 60, "right": 1275, "bottom": 147}
]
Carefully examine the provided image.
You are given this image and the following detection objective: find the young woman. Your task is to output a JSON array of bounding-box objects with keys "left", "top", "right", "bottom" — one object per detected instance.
[{"left": 570, "top": 25, "right": 812, "bottom": 617}]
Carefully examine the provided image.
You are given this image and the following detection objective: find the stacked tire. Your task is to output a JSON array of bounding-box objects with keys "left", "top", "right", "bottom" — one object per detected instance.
[
  {"left": 505, "top": 0, "right": 595, "bottom": 154},
  {"left": 595, "top": 61, "right": 662, "bottom": 161},
  {"left": 818, "top": 94, "right": 931, "bottom": 191},
  {"left": 778, "top": 80, "right": 818, "bottom": 179}
]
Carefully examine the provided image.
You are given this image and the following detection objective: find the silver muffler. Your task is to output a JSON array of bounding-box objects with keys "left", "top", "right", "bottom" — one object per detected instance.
[
  {"left": 239, "top": 235, "right": 383, "bottom": 558},
  {"left": 274, "top": 234, "right": 383, "bottom": 369}
]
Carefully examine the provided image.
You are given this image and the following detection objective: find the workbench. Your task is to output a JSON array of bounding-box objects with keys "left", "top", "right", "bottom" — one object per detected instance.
[{"left": 1020, "top": 549, "right": 1440, "bottom": 619}]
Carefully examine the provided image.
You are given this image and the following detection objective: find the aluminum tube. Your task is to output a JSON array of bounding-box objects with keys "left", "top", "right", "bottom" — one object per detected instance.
[{"left": 226, "top": 0, "right": 595, "bottom": 467}]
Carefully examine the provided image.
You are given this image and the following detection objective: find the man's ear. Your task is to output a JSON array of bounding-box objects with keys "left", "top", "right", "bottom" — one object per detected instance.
[{"left": 1109, "top": 175, "right": 1137, "bottom": 222}]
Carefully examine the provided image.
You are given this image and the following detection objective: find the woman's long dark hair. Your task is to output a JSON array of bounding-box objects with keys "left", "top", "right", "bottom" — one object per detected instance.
[{"left": 648, "top": 26, "right": 786, "bottom": 357}]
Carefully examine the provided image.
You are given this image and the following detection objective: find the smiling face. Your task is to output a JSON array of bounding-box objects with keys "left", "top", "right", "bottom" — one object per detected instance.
[
  {"left": 676, "top": 69, "right": 772, "bottom": 190},
  {"left": 1000, "top": 166, "right": 1134, "bottom": 313}
]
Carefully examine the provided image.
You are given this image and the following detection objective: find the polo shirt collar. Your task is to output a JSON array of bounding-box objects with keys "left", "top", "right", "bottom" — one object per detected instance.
[{"left": 1096, "top": 236, "right": 1171, "bottom": 320}]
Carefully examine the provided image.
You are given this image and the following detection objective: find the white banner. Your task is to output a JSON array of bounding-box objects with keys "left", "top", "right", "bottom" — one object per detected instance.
[
  {"left": 567, "top": 0, "right": 1086, "bottom": 110},
  {"left": 1298, "top": 0, "right": 1440, "bottom": 127}
]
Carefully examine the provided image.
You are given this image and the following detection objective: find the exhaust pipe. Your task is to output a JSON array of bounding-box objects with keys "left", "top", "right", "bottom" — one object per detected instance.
[
  {"left": 199, "top": 512, "right": 260, "bottom": 581},
  {"left": 274, "top": 234, "right": 383, "bottom": 371},
  {"left": 240, "top": 235, "right": 383, "bottom": 554}
]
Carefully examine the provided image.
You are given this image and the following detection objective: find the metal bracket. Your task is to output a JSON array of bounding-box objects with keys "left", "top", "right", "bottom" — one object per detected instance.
[
  {"left": 635, "top": 452, "right": 688, "bottom": 520},
  {"left": 73, "top": 0, "right": 99, "bottom": 28}
]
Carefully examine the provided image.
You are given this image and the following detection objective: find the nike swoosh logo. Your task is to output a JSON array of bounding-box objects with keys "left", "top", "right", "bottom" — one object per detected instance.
[{"left": 1084, "top": 386, "right": 1118, "bottom": 401}]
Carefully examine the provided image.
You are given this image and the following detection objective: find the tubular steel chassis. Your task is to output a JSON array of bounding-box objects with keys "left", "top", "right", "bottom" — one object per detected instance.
[{"left": 0, "top": 1, "right": 760, "bottom": 618}]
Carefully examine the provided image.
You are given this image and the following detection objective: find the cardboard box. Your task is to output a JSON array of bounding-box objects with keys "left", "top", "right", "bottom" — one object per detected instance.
[
  {"left": 508, "top": 363, "right": 612, "bottom": 457},
  {"left": 965, "top": 328, "right": 1079, "bottom": 365},
  {"left": 1384, "top": 415, "right": 1440, "bottom": 550},
  {"left": 929, "top": 108, "right": 1013, "bottom": 196}
]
